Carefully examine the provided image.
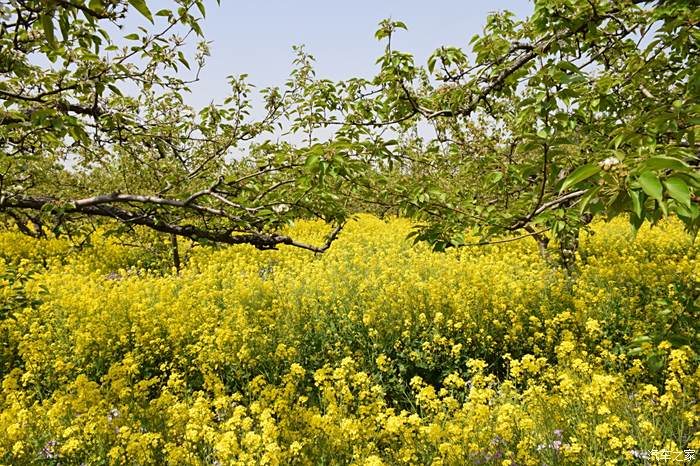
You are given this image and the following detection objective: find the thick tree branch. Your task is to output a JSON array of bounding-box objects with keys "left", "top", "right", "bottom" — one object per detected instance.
[
  {"left": 508, "top": 189, "right": 587, "bottom": 231},
  {"left": 72, "top": 192, "right": 241, "bottom": 221},
  {"left": 0, "top": 194, "right": 343, "bottom": 253},
  {"left": 0, "top": 101, "right": 105, "bottom": 125}
]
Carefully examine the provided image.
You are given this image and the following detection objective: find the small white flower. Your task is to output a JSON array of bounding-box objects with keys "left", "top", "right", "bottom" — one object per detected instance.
[
  {"left": 107, "top": 408, "right": 120, "bottom": 422},
  {"left": 599, "top": 156, "right": 620, "bottom": 171},
  {"left": 272, "top": 204, "right": 289, "bottom": 214}
]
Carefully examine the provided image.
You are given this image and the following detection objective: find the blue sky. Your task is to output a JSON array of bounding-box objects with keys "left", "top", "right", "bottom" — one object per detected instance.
[{"left": 143, "top": 0, "right": 533, "bottom": 109}]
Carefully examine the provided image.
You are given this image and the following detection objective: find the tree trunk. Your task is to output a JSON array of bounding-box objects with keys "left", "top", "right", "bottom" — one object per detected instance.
[
  {"left": 525, "top": 225, "right": 550, "bottom": 261},
  {"left": 171, "top": 234, "right": 181, "bottom": 273}
]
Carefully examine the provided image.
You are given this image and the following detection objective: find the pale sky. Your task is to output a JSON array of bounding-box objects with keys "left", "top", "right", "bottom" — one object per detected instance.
[{"left": 135, "top": 1, "right": 533, "bottom": 109}]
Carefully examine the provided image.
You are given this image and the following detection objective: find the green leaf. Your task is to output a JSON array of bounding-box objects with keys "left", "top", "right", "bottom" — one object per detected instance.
[
  {"left": 557, "top": 61, "right": 581, "bottom": 74},
  {"left": 450, "top": 233, "right": 465, "bottom": 247},
  {"left": 640, "top": 156, "right": 690, "bottom": 172},
  {"left": 124, "top": 33, "right": 140, "bottom": 40},
  {"left": 58, "top": 14, "right": 69, "bottom": 41},
  {"left": 485, "top": 171, "right": 503, "bottom": 185},
  {"left": 578, "top": 186, "right": 600, "bottom": 215},
  {"left": 648, "top": 354, "right": 664, "bottom": 373},
  {"left": 559, "top": 164, "right": 600, "bottom": 193},
  {"left": 128, "top": 0, "right": 154, "bottom": 23},
  {"left": 41, "top": 14, "right": 56, "bottom": 47},
  {"left": 629, "top": 211, "right": 644, "bottom": 237},
  {"left": 638, "top": 171, "right": 663, "bottom": 202},
  {"left": 304, "top": 153, "right": 320, "bottom": 172},
  {"left": 630, "top": 335, "right": 652, "bottom": 346},
  {"left": 190, "top": 20, "right": 203, "bottom": 36},
  {"left": 629, "top": 189, "right": 644, "bottom": 218},
  {"left": 427, "top": 54, "right": 437, "bottom": 74},
  {"left": 664, "top": 176, "right": 691, "bottom": 208},
  {"left": 608, "top": 189, "right": 630, "bottom": 215},
  {"left": 196, "top": 1, "right": 206, "bottom": 17},
  {"left": 107, "top": 84, "right": 122, "bottom": 96},
  {"left": 611, "top": 132, "right": 626, "bottom": 149},
  {"left": 667, "top": 334, "right": 690, "bottom": 347},
  {"left": 178, "top": 51, "right": 191, "bottom": 70}
]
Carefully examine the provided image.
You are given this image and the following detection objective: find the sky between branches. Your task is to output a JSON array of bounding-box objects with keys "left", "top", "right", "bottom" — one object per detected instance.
[{"left": 125, "top": 0, "right": 532, "bottom": 110}]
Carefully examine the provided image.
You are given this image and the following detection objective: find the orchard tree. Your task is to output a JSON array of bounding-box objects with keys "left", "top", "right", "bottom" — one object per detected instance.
[
  {"left": 333, "top": 0, "right": 699, "bottom": 265},
  {"left": 0, "top": 0, "right": 362, "bottom": 254}
]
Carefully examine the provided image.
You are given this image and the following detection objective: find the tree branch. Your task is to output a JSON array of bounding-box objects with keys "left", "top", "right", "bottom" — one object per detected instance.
[{"left": 0, "top": 194, "right": 343, "bottom": 253}]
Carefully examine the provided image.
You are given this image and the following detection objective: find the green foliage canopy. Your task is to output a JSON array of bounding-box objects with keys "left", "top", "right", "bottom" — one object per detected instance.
[
  {"left": 0, "top": 0, "right": 352, "bottom": 251},
  {"left": 0, "top": 0, "right": 698, "bottom": 258},
  {"left": 343, "top": 2, "right": 699, "bottom": 256}
]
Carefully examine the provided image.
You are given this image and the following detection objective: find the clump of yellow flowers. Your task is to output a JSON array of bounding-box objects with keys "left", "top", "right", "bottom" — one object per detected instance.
[{"left": 1, "top": 215, "right": 698, "bottom": 465}]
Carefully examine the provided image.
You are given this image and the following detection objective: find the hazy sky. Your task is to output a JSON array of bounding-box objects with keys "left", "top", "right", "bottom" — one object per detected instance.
[{"left": 141, "top": 0, "right": 533, "bottom": 109}]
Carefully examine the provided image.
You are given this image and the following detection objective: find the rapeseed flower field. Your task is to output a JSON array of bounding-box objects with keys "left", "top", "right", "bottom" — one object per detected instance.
[{"left": 0, "top": 215, "right": 698, "bottom": 465}]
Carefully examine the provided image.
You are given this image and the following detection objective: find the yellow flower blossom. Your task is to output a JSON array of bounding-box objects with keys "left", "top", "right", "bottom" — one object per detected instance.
[{"left": 0, "top": 216, "right": 696, "bottom": 465}]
